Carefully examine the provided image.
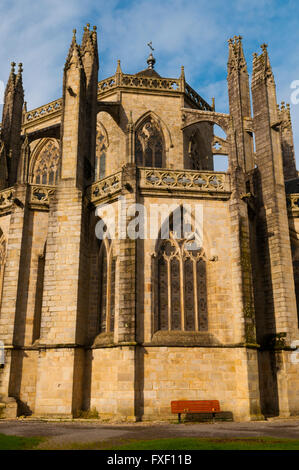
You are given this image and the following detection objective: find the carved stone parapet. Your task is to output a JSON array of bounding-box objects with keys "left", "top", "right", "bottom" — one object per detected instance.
[
  {"left": 23, "top": 99, "right": 62, "bottom": 126},
  {"left": 287, "top": 193, "right": 299, "bottom": 216},
  {"left": 0, "top": 187, "right": 15, "bottom": 213},
  {"left": 139, "top": 167, "right": 230, "bottom": 195},
  {"left": 87, "top": 171, "right": 122, "bottom": 205},
  {"left": 29, "top": 184, "right": 56, "bottom": 210}
]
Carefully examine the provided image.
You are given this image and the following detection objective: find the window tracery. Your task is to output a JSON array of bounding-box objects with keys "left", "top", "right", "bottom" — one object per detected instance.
[
  {"left": 135, "top": 118, "right": 164, "bottom": 167},
  {"left": 32, "top": 139, "right": 60, "bottom": 185},
  {"left": 0, "top": 232, "right": 6, "bottom": 307},
  {"left": 156, "top": 232, "right": 208, "bottom": 332},
  {"left": 96, "top": 125, "right": 108, "bottom": 180},
  {"left": 99, "top": 240, "right": 116, "bottom": 333}
]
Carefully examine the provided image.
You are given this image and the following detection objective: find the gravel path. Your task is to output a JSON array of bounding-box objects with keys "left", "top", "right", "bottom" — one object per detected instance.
[{"left": 0, "top": 418, "right": 299, "bottom": 447}]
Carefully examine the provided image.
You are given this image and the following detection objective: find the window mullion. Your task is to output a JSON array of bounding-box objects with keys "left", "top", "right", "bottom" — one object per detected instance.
[
  {"left": 180, "top": 256, "right": 185, "bottom": 331},
  {"left": 193, "top": 259, "right": 199, "bottom": 331},
  {"left": 167, "top": 258, "right": 171, "bottom": 331}
]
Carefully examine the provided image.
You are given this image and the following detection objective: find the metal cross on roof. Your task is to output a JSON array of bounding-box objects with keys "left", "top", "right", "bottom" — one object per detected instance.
[{"left": 147, "top": 42, "right": 155, "bottom": 52}]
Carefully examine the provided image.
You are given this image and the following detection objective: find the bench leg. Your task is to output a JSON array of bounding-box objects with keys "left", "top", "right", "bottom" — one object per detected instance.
[
  {"left": 178, "top": 413, "right": 181, "bottom": 424},
  {"left": 212, "top": 412, "right": 215, "bottom": 424}
]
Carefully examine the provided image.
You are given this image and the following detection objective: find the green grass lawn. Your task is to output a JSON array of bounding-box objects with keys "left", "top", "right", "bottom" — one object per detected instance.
[
  {"left": 0, "top": 433, "right": 44, "bottom": 450},
  {"left": 1, "top": 434, "right": 299, "bottom": 450},
  {"left": 105, "top": 437, "right": 299, "bottom": 450}
]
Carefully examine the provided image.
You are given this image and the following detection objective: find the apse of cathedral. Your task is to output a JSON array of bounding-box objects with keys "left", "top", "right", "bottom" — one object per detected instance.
[{"left": 0, "top": 25, "right": 298, "bottom": 421}]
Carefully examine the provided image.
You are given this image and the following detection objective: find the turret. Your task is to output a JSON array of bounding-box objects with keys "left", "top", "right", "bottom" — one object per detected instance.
[
  {"left": 251, "top": 44, "right": 298, "bottom": 343},
  {"left": 277, "top": 101, "right": 297, "bottom": 181},
  {"left": 0, "top": 62, "right": 24, "bottom": 187},
  {"left": 227, "top": 36, "right": 254, "bottom": 171},
  {"left": 60, "top": 29, "right": 86, "bottom": 188},
  {"left": 80, "top": 23, "right": 99, "bottom": 183}
]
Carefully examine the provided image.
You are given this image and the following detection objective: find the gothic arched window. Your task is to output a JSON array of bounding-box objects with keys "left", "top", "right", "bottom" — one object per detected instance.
[
  {"left": 291, "top": 239, "right": 299, "bottom": 327},
  {"left": 96, "top": 124, "right": 108, "bottom": 180},
  {"left": 155, "top": 232, "right": 208, "bottom": 332},
  {"left": 135, "top": 118, "right": 164, "bottom": 168},
  {"left": 31, "top": 139, "right": 60, "bottom": 185},
  {"left": 0, "top": 231, "right": 6, "bottom": 308},
  {"left": 99, "top": 240, "right": 116, "bottom": 333}
]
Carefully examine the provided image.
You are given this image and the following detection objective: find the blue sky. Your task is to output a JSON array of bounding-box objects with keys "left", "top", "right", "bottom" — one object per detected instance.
[{"left": 1, "top": 0, "right": 299, "bottom": 163}]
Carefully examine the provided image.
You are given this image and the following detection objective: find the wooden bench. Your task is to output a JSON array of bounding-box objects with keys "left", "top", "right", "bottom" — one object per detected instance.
[{"left": 171, "top": 400, "right": 221, "bottom": 423}]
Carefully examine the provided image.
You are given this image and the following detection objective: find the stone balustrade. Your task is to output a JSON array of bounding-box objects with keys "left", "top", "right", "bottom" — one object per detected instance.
[
  {"left": 139, "top": 167, "right": 230, "bottom": 193},
  {"left": 23, "top": 99, "right": 63, "bottom": 125},
  {"left": 19, "top": 73, "right": 212, "bottom": 127},
  {"left": 87, "top": 167, "right": 230, "bottom": 206},
  {"left": 0, "top": 188, "right": 15, "bottom": 211},
  {"left": 287, "top": 193, "right": 299, "bottom": 215},
  {"left": 87, "top": 171, "right": 122, "bottom": 204},
  {"left": 29, "top": 184, "right": 56, "bottom": 209}
]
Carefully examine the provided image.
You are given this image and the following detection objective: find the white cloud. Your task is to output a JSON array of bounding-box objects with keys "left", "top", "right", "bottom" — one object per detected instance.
[{"left": 1, "top": 0, "right": 299, "bottom": 165}]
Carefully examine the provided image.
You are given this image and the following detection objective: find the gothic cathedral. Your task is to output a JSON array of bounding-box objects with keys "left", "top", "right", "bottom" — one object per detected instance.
[{"left": 0, "top": 26, "right": 298, "bottom": 421}]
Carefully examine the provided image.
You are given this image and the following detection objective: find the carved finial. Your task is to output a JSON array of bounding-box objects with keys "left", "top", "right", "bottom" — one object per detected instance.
[
  {"left": 72, "top": 29, "right": 76, "bottom": 40},
  {"left": 11, "top": 62, "right": 16, "bottom": 73},
  {"left": 86, "top": 23, "right": 90, "bottom": 30},
  {"left": 261, "top": 43, "right": 268, "bottom": 52},
  {"left": 147, "top": 53, "right": 156, "bottom": 69},
  {"left": 116, "top": 59, "right": 122, "bottom": 74},
  {"left": 253, "top": 52, "right": 258, "bottom": 59},
  {"left": 212, "top": 97, "right": 215, "bottom": 111},
  {"left": 147, "top": 42, "right": 156, "bottom": 69},
  {"left": 18, "top": 63, "right": 23, "bottom": 75},
  {"left": 281, "top": 100, "right": 285, "bottom": 109},
  {"left": 93, "top": 25, "right": 97, "bottom": 31},
  {"left": 180, "top": 65, "right": 185, "bottom": 79}
]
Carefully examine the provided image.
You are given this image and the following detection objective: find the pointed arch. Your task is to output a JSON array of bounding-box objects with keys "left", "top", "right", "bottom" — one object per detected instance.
[
  {"left": 95, "top": 122, "right": 109, "bottom": 180},
  {"left": 99, "top": 237, "right": 116, "bottom": 333},
  {"left": 134, "top": 111, "right": 173, "bottom": 168},
  {"left": 32, "top": 242, "right": 46, "bottom": 343},
  {"left": 134, "top": 110, "right": 173, "bottom": 151},
  {"left": 153, "top": 207, "right": 208, "bottom": 333},
  {"left": 183, "top": 122, "right": 214, "bottom": 171},
  {"left": 29, "top": 138, "right": 60, "bottom": 185},
  {"left": 0, "top": 228, "right": 6, "bottom": 309},
  {"left": 290, "top": 236, "right": 299, "bottom": 327}
]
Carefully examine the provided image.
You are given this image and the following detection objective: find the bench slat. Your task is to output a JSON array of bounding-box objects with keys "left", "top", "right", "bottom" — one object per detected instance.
[{"left": 171, "top": 400, "right": 220, "bottom": 413}]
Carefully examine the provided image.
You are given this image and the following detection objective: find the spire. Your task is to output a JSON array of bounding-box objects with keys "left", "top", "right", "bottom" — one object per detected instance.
[
  {"left": 179, "top": 65, "right": 185, "bottom": 92},
  {"left": 81, "top": 23, "right": 90, "bottom": 48},
  {"left": 1, "top": 60, "right": 24, "bottom": 185},
  {"left": 15, "top": 63, "right": 24, "bottom": 95},
  {"left": 252, "top": 42, "right": 274, "bottom": 84},
  {"left": 116, "top": 59, "right": 122, "bottom": 74},
  {"left": 146, "top": 41, "right": 156, "bottom": 69},
  {"left": 227, "top": 34, "right": 253, "bottom": 171},
  {"left": 227, "top": 35, "right": 247, "bottom": 75},
  {"left": 17, "top": 131, "right": 30, "bottom": 184},
  {"left": 116, "top": 60, "right": 123, "bottom": 86},
  {"left": 64, "top": 29, "right": 83, "bottom": 71},
  {"left": 4, "top": 62, "right": 16, "bottom": 98},
  {"left": 80, "top": 23, "right": 99, "bottom": 68},
  {"left": 147, "top": 52, "right": 156, "bottom": 70},
  {"left": 180, "top": 65, "right": 185, "bottom": 80}
]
